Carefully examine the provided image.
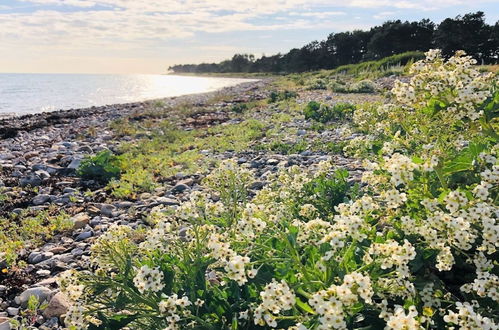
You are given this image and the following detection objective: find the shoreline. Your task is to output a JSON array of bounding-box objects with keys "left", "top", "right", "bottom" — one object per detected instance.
[{"left": 0, "top": 79, "right": 265, "bottom": 139}]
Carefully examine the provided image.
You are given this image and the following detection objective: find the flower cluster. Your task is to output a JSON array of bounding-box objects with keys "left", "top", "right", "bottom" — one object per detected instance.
[
  {"left": 309, "top": 272, "right": 374, "bottom": 329},
  {"left": 254, "top": 279, "right": 296, "bottom": 327},
  {"left": 133, "top": 265, "right": 165, "bottom": 294}
]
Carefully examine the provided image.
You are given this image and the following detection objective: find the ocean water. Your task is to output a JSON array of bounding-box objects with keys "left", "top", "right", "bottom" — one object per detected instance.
[{"left": 0, "top": 73, "right": 255, "bottom": 116}]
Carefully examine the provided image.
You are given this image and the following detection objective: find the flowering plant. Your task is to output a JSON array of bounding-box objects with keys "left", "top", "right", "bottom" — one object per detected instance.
[{"left": 61, "top": 51, "right": 497, "bottom": 330}]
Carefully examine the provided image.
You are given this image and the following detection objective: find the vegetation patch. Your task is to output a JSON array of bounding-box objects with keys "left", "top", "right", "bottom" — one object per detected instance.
[{"left": 60, "top": 50, "right": 499, "bottom": 329}]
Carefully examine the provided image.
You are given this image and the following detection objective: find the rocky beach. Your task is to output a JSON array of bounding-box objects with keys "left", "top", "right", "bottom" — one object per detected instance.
[{"left": 1, "top": 76, "right": 384, "bottom": 328}]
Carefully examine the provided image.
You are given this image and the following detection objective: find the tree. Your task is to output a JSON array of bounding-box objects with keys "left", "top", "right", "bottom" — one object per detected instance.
[{"left": 434, "top": 12, "right": 491, "bottom": 63}]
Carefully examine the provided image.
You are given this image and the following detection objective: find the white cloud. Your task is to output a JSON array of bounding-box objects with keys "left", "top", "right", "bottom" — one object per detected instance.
[
  {"left": 373, "top": 11, "right": 396, "bottom": 19},
  {"left": 1, "top": 0, "right": 496, "bottom": 73}
]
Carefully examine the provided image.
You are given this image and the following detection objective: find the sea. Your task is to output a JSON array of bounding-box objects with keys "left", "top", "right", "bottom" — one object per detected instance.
[{"left": 0, "top": 73, "right": 255, "bottom": 116}]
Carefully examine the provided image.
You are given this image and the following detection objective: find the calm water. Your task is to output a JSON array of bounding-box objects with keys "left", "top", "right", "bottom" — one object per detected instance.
[{"left": 0, "top": 73, "right": 255, "bottom": 116}]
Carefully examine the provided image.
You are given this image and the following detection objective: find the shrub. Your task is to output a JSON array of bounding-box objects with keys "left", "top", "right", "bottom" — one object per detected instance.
[
  {"left": 306, "top": 78, "right": 327, "bottom": 90},
  {"left": 330, "top": 79, "right": 376, "bottom": 93},
  {"left": 268, "top": 90, "right": 298, "bottom": 103},
  {"left": 77, "top": 150, "right": 121, "bottom": 184},
  {"left": 231, "top": 103, "right": 248, "bottom": 113},
  {"left": 348, "top": 79, "right": 376, "bottom": 93},
  {"left": 304, "top": 101, "right": 356, "bottom": 123},
  {"left": 267, "top": 140, "right": 308, "bottom": 154}
]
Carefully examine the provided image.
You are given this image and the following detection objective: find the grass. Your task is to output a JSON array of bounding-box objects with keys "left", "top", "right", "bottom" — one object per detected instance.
[
  {"left": 109, "top": 119, "right": 268, "bottom": 198},
  {"left": 0, "top": 209, "right": 72, "bottom": 266}
]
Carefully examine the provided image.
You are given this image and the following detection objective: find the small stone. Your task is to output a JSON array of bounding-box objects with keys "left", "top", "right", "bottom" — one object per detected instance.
[
  {"left": 18, "top": 287, "right": 53, "bottom": 308},
  {"left": 172, "top": 183, "right": 189, "bottom": 193},
  {"left": 250, "top": 181, "right": 266, "bottom": 190},
  {"left": 70, "top": 213, "right": 90, "bottom": 230},
  {"left": 20, "top": 175, "right": 42, "bottom": 187},
  {"left": 266, "top": 158, "right": 279, "bottom": 166},
  {"left": 237, "top": 157, "right": 248, "bottom": 164},
  {"left": 62, "top": 187, "right": 77, "bottom": 194},
  {"left": 75, "top": 231, "right": 93, "bottom": 241},
  {"left": 66, "top": 157, "right": 82, "bottom": 170},
  {"left": 36, "top": 269, "right": 51, "bottom": 277},
  {"left": 39, "top": 317, "right": 59, "bottom": 330},
  {"left": 297, "top": 129, "right": 307, "bottom": 136},
  {"left": 32, "top": 194, "right": 51, "bottom": 206},
  {"left": 28, "top": 251, "right": 54, "bottom": 264},
  {"left": 0, "top": 317, "right": 12, "bottom": 330},
  {"left": 99, "top": 204, "right": 116, "bottom": 217},
  {"left": 156, "top": 197, "right": 180, "bottom": 206},
  {"left": 114, "top": 201, "right": 134, "bottom": 209},
  {"left": 34, "top": 170, "right": 51, "bottom": 180},
  {"left": 42, "top": 292, "right": 70, "bottom": 319},
  {"left": 6, "top": 308, "right": 18, "bottom": 317}
]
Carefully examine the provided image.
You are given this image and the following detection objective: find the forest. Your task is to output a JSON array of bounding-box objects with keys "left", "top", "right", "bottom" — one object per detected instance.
[{"left": 169, "top": 12, "right": 499, "bottom": 73}]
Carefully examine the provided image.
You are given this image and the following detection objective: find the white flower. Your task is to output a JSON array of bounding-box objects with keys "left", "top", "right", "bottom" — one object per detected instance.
[{"left": 133, "top": 265, "right": 165, "bottom": 294}]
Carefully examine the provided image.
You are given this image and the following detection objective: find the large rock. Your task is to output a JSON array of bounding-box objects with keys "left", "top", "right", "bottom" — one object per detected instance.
[
  {"left": 17, "top": 287, "right": 53, "bottom": 308},
  {"left": 42, "top": 292, "right": 70, "bottom": 319}
]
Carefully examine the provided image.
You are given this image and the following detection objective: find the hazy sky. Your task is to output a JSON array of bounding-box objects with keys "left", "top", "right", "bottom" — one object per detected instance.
[{"left": 0, "top": 0, "right": 497, "bottom": 74}]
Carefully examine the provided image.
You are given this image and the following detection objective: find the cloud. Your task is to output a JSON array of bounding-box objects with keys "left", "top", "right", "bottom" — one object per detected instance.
[
  {"left": 373, "top": 11, "right": 396, "bottom": 19},
  {"left": 1, "top": 0, "right": 496, "bottom": 73}
]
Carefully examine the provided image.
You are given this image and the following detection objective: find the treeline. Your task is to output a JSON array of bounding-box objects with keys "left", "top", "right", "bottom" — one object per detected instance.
[{"left": 169, "top": 12, "right": 498, "bottom": 74}]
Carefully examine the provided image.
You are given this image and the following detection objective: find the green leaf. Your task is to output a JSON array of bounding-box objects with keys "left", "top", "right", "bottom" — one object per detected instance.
[
  {"left": 442, "top": 142, "right": 487, "bottom": 175},
  {"left": 296, "top": 297, "right": 316, "bottom": 314}
]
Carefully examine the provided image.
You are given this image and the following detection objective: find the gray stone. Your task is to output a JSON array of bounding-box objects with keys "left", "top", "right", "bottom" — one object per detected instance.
[
  {"left": 172, "top": 183, "right": 189, "bottom": 193},
  {"left": 100, "top": 204, "right": 116, "bottom": 217},
  {"left": 20, "top": 175, "right": 42, "bottom": 187},
  {"left": 34, "top": 170, "right": 51, "bottom": 180},
  {"left": 32, "top": 194, "right": 51, "bottom": 205},
  {"left": 297, "top": 129, "right": 307, "bottom": 136},
  {"left": 28, "top": 251, "right": 54, "bottom": 264},
  {"left": 42, "top": 292, "right": 70, "bottom": 319},
  {"left": 62, "top": 187, "right": 77, "bottom": 194},
  {"left": 66, "top": 157, "right": 82, "bottom": 170},
  {"left": 6, "top": 308, "right": 18, "bottom": 317},
  {"left": 0, "top": 317, "right": 11, "bottom": 330},
  {"left": 39, "top": 317, "right": 59, "bottom": 330},
  {"left": 266, "top": 158, "right": 280, "bottom": 166},
  {"left": 18, "top": 287, "right": 53, "bottom": 308},
  {"left": 156, "top": 197, "right": 180, "bottom": 206},
  {"left": 75, "top": 231, "right": 93, "bottom": 241},
  {"left": 114, "top": 201, "right": 134, "bottom": 209},
  {"left": 36, "top": 269, "right": 51, "bottom": 277}
]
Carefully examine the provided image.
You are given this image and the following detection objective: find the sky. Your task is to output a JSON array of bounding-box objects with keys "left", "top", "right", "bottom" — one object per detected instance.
[{"left": 0, "top": 0, "right": 497, "bottom": 74}]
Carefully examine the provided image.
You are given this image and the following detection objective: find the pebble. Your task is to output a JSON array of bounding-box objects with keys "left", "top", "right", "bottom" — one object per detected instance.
[
  {"left": 6, "top": 308, "right": 18, "bottom": 317},
  {"left": 42, "top": 292, "right": 70, "bottom": 319},
  {"left": 32, "top": 194, "right": 51, "bottom": 205},
  {"left": 99, "top": 204, "right": 116, "bottom": 217},
  {"left": 70, "top": 213, "right": 90, "bottom": 230},
  {"left": 17, "top": 287, "right": 54, "bottom": 308},
  {"left": 28, "top": 251, "right": 54, "bottom": 264},
  {"left": 75, "top": 231, "right": 93, "bottom": 241}
]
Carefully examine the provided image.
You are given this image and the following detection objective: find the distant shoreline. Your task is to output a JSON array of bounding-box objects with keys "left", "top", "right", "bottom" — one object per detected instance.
[{"left": 0, "top": 79, "right": 265, "bottom": 139}]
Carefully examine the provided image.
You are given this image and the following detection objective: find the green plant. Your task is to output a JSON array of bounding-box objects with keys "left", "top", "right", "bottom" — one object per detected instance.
[
  {"left": 0, "top": 210, "right": 71, "bottom": 266},
  {"left": 231, "top": 103, "right": 248, "bottom": 113},
  {"left": 303, "top": 101, "right": 356, "bottom": 123},
  {"left": 348, "top": 80, "right": 376, "bottom": 93},
  {"left": 268, "top": 90, "right": 298, "bottom": 103},
  {"left": 77, "top": 150, "right": 121, "bottom": 184}
]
